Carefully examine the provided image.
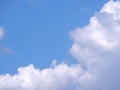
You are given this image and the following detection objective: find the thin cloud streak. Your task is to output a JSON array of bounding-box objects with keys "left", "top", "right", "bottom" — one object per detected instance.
[{"left": 0, "top": 26, "right": 4, "bottom": 39}]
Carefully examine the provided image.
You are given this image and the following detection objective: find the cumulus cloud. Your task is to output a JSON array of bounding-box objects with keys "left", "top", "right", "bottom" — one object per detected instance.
[
  {"left": 70, "top": 0, "right": 120, "bottom": 89},
  {"left": 0, "top": 63, "right": 94, "bottom": 90},
  {"left": 1, "top": 0, "right": 120, "bottom": 90},
  {"left": 70, "top": 0, "right": 120, "bottom": 68}
]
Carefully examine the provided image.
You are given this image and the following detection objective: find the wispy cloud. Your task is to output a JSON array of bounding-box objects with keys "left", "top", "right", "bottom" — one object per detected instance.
[
  {"left": 0, "top": 26, "right": 13, "bottom": 55},
  {"left": 80, "top": 7, "right": 91, "bottom": 12},
  {"left": 26, "top": 0, "right": 43, "bottom": 4},
  {"left": 0, "top": 26, "right": 4, "bottom": 39},
  {"left": 0, "top": 46, "right": 14, "bottom": 55},
  {"left": 0, "top": 0, "right": 120, "bottom": 90}
]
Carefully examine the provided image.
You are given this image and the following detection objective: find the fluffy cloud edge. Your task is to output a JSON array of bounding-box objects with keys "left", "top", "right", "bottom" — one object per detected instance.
[{"left": 0, "top": 62, "right": 95, "bottom": 90}]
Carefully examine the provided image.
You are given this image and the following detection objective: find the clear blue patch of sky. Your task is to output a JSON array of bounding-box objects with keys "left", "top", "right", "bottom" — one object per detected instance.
[{"left": 0, "top": 0, "right": 108, "bottom": 74}]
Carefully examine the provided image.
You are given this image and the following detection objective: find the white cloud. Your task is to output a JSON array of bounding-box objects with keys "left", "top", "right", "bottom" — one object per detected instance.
[
  {"left": 1, "top": 0, "right": 120, "bottom": 90},
  {"left": 70, "top": 0, "right": 120, "bottom": 89},
  {"left": 70, "top": 0, "right": 120, "bottom": 66},
  {"left": 0, "top": 63, "right": 94, "bottom": 90}
]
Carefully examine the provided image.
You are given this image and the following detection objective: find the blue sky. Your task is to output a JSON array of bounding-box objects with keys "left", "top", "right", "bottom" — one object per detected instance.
[
  {"left": 0, "top": 0, "right": 108, "bottom": 74},
  {"left": 1, "top": 0, "right": 120, "bottom": 90}
]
